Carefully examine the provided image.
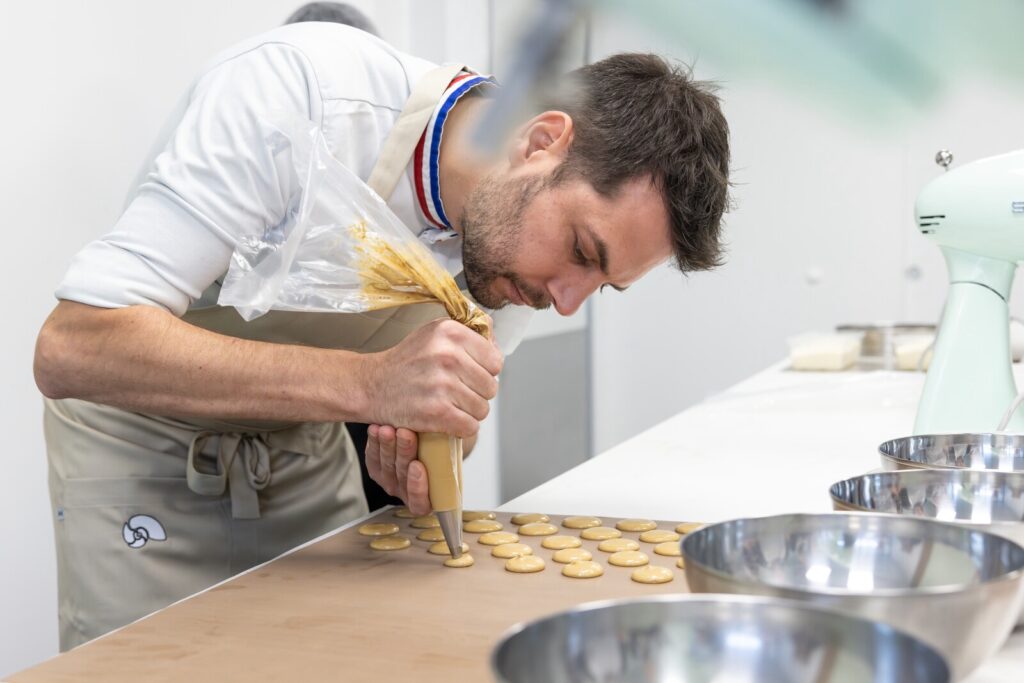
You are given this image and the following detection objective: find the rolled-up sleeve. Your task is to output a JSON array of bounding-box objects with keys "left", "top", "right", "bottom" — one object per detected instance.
[{"left": 56, "top": 42, "right": 323, "bottom": 315}]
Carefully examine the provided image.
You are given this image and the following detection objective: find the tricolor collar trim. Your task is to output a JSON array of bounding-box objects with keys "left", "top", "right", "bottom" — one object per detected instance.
[{"left": 413, "top": 70, "right": 494, "bottom": 236}]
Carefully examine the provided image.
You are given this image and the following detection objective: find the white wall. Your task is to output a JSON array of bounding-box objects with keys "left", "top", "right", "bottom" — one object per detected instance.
[{"left": 586, "top": 14, "right": 1024, "bottom": 453}]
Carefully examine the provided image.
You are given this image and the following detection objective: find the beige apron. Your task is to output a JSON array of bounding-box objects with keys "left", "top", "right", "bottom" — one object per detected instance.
[{"left": 43, "top": 63, "right": 466, "bottom": 651}]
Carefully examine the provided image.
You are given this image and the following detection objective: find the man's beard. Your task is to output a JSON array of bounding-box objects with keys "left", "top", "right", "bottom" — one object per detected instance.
[{"left": 458, "top": 172, "right": 551, "bottom": 310}]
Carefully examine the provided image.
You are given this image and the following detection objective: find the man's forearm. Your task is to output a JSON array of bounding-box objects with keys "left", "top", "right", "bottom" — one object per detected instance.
[{"left": 34, "top": 301, "right": 370, "bottom": 423}]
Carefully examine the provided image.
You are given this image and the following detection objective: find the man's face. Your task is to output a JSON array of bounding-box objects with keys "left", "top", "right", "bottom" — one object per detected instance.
[{"left": 458, "top": 167, "right": 672, "bottom": 316}]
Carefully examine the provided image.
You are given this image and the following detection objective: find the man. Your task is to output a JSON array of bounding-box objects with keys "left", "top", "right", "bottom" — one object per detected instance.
[{"left": 34, "top": 22, "right": 730, "bottom": 649}]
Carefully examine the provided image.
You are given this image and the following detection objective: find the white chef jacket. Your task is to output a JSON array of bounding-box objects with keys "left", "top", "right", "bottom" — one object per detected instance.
[{"left": 55, "top": 22, "right": 533, "bottom": 353}]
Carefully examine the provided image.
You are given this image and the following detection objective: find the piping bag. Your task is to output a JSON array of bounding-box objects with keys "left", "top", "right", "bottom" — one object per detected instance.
[
  {"left": 352, "top": 224, "right": 491, "bottom": 559},
  {"left": 217, "top": 117, "right": 492, "bottom": 558}
]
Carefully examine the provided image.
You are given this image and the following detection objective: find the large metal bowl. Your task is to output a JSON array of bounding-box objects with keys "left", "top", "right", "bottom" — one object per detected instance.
[
  {"left": 879, "top": 433, "right": 1024, "bottom": 472},
  {"left": 829, "top": 469, "right": 1024, "bottom": 549},
  {"left": 491, "top": 594, "right": 950, "bottom": 683},
  {"left": 829, "top": 469, "right": 1024, "bottom": 627},
  {"left": 681, "top": 513, "right": 1024, "bottom": 679}
]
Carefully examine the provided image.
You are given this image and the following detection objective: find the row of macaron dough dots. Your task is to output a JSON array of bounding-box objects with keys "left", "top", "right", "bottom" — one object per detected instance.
[{"left": 358, "top": 510, "right": 706, "bottom": 581}]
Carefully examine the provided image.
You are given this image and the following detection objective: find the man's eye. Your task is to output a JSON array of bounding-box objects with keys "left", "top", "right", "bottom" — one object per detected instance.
[{"left": 573, "top": 239, "right": 586, "bottom": 265}]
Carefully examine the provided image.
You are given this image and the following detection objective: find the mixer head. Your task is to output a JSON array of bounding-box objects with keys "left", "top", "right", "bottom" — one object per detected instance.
[{"left": 915, "top": 149, "right": 1024, "bottom": 264}]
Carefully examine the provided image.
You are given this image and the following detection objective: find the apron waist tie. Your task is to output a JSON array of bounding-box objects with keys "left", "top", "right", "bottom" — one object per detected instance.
[{"left": 186, "top": 431, "right": 272, "bottom": 519}]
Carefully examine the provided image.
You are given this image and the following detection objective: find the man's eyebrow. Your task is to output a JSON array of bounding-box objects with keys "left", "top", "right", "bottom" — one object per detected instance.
[{"left": 582, "top": 225, "right": 629, "bottom": 292}]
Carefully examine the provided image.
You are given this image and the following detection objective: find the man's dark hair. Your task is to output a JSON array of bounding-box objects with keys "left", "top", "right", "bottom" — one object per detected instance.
[
  {"left": 551, "top": 53, "right": 731, "bottom": 272},
  {"left": 285, "top": 2, "right": 378, "bottom": 36}
]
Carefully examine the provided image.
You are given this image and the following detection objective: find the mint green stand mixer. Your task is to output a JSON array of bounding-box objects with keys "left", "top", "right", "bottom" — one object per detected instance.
[{"left": 914, "top": 149, "right": 1024, "bottom": 434}]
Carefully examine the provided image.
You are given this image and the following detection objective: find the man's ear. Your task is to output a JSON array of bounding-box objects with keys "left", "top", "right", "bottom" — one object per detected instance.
[{"left": 509, "top": 111, "right": 573, "bottom": 168}]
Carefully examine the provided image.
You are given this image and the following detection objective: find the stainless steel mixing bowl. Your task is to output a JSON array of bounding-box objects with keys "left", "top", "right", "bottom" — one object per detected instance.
[
  {"left": 879, "top": 433, "right": 1024, "bottom": 472},
  {"left": 491, "top": 594, "right": 950, "bottom": 683},
  {"left": 830, "top": 469, "right": 1024, "bottom": 629},
  {"left": 681, "top": 513, "right": 1024, "bottom": 679},
  {"left": 829, "top": 469, "right": 1024, "bottom": 549}
]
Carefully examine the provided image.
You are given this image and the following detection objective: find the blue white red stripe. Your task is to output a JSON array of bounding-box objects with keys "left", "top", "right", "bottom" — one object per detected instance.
[{"left": 413, "top": 70, "right": 494, "bottom": 234}]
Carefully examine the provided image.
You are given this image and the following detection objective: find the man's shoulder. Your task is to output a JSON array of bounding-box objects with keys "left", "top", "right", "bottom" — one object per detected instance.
[{"left": 199, "top": 23, "right": 437, "bottom": 111}]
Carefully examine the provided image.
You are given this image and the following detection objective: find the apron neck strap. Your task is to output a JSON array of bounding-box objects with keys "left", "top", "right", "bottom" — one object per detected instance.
[{"left": 366, "top": 63, "right": 466, "bottom": 201}]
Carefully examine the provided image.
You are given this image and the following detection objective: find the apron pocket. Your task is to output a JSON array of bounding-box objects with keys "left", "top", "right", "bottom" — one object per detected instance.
[{"left": 55, "top": 476, "right": 233, "bottom": 645}]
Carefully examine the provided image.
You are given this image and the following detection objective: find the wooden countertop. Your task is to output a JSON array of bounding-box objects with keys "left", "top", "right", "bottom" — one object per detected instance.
[{"left": 10, "top": 510, "right": 692, "bottom": 682}]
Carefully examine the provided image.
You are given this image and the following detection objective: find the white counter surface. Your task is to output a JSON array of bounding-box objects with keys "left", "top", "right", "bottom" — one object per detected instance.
[{"left": 502, "top": 360, "right": 1024, "bottom": 683}]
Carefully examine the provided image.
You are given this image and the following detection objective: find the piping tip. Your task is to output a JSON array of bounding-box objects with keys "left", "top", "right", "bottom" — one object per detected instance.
[{"left": 436, "top": 510, "right": 463, "bottom": 559}]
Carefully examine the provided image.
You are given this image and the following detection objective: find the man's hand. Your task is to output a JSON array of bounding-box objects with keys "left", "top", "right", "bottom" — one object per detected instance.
[
  {"left": 364, "top": 425, "right": 481, "bottom": 514},
  {"left": 362, "top": 318, "right": 498, "bottom": 514},
  {"left": 362, "top": 319, "right": 502, "bottom": 438},
  {"left": 364, "top": 426, "right": 429, "bottom": 514}
]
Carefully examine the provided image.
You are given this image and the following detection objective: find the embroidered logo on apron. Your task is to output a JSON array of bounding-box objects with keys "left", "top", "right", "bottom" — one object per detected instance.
[{"left": 122, "top": 514, "right": 167, "bottom": 548}]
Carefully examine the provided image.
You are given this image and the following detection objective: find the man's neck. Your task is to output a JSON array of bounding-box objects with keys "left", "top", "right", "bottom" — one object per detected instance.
[{"left": 436, "top": 95, "right": 492, "bottom": 236}]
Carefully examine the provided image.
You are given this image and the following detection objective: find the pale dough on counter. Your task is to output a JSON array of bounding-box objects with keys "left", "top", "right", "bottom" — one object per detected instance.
[
  {"left": 608, "top": 550, "right": 649, "bottom": 567},
  {"left": 631, "top": 565, "right": 673, "bottom": 584},
  {"left": 789, "top": 334, "right": 860, "bottom": 372},
  {"left": 463, "top": 519, "right": 504, "bottom": 533},
  {"left": 444, "top": 554, "right": 475, "bottom": 568},
  {"left": 358, "top": 523, "right": 400, "bottom": 537},
  {"left": 597, "top": 538, "right": 640, "bottom": 553},
  {"left": 895, "top": 335, "right": 935, "bottom": 371},
  {"left": 616, "top": 519, "right": 657, "bottom": 533},
  {"left": 639, "top": 529, "right": 679, "bottom": 544},
  {"left": 541, "top": 535, "right": 582, "bottom": 550},
  {"left": 428, "top": 541, "right": 470, "bottom": 556},
  {"left": 491, "top": 543, "right": 534, "bottom": 559},
  {"left": 518, "top": 522, "right": 558, "bottom": 536},
  {"left": 411, "top": 515, "right": 440, "bottom": 529},
  {"left": 562, "top": 560, "right": 603, "bottom": 579},
  {"left": 552, "top": 547, "right": 593, "bottom": 564},
  {"left": 654, "top": 541, "right": 681, "bottom": 557},
  {"left": 562, "top": 516, "right": 602, "bottom": 529},
  {"left": 510, "top": 513, "right": 550, "bottom": 525},
  {"left": 505, "top": 555, "right": 546, "bottom": 573},
  {"left": 393, "top": 507, "right": 415, "bottom": 518},
  {"left": 675, "top": 522, "right": 705, "bottom": 535},
  {"left": 478, "top": 531, "right": 520, "bottom": 546},
  {"left": 581, "top": 526, "right": 621, "bottom": 541},
  {"left": 677, "top": 557, "right": 685, "bottom": 569},
  {"left": 370, "top": 535, "right": 411, "bottom": 551},
  {"left": 462, "top": 510, "right": 497, "bottom": 522},
  {"left": 416, "top": 528, "right": 446, "bottom": 542}
]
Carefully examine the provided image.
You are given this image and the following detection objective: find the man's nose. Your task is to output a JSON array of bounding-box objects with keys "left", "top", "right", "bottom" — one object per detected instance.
[{"left": 549, "top": 277, "right": 597, "bottom": 316}]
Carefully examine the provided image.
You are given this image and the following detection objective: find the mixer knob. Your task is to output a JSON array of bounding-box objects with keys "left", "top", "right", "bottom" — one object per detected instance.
[{"left": 935, "top": 149, "right": 953, "bottom": 170}]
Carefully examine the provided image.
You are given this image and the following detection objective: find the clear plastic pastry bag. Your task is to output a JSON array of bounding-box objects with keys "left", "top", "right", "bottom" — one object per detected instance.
[{"left": 218, "top": 113, "right": 490, "bottom": 337}]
